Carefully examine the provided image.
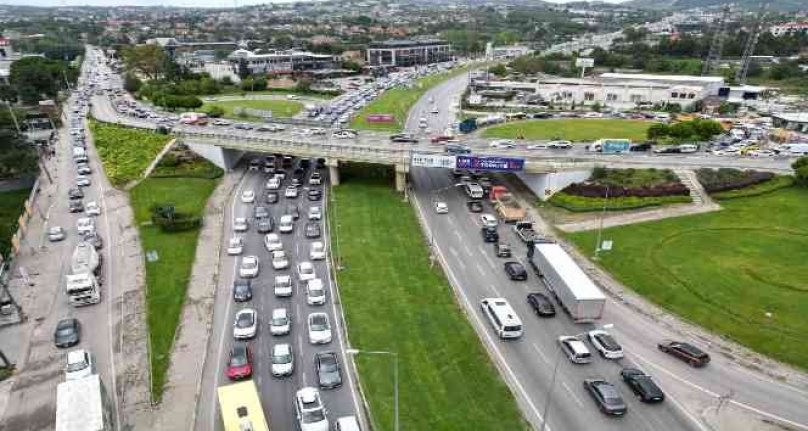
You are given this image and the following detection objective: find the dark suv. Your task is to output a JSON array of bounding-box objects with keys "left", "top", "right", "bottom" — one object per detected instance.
[
  {"left": 658, "top": 340, "right": 710, "bottom": 367},
  {"left": 481, "top": 226, "right": 499, "bottom": 243}
]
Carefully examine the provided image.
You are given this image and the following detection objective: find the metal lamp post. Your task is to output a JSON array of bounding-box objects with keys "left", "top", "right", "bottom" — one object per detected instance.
[
  {"left": 346, "top": 348, "right": 399, "bottom": 431},
  {"left": 540, "top": 324, "right": 614, "bottom": 431}
]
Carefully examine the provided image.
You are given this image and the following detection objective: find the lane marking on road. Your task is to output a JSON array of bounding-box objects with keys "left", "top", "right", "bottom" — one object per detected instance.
[
  {"left": 532, "top": 343, "right": 550, "bottom": 365},
  {"left": 561, "top": 381, "right": 584, "bottom": 408},
  {"left": 411, "top": 188, "right": 551, "bottom": 431},
  {"left": 630, "top": 351, "right": 808, "bottom": 431},
  {"left": 489, "top": 284, "right": 502, "bottom": 297}
]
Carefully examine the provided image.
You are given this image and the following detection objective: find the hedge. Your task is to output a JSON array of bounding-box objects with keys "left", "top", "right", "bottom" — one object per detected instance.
[
  {"left": 696, "top": 168, "right": 775, "bottom": 193},
  {"left": 562, "top": 182, "right": 690, "bottom": 198},
  {"left": 548, "top": 192, "right": 692, "bottom": 212},
  {"left": 712, "top": 175, "right": 794, "bottom": 201}
]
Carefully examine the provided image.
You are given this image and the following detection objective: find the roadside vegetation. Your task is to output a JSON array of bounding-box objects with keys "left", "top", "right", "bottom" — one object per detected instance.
[
  {"left": 0, "top": 188, "right": 31, "bottom": 259},
  {"left": 89, "top": 121, "right": 171, "bottom": 187},
  {"left": 351, "top": 65, "right": 472, "bottom": 132},
  {"left": 548, "top": 168, "right": 691, "bottom": 212},
  {"left": 201, "top": 98, "right": 304, "bottom": 120},
  {"left": 567, "top": 187, "right": 808, "bottom": 370},
  {"left": 483, "top": 119, "right": 651, "bottom": 142},
  {"left": 329, "top": 164, "right": 527, "bottom": 430}
]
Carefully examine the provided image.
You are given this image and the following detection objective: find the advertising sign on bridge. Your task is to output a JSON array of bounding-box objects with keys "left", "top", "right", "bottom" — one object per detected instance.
[
  {"left": 366, "top": 114, "right": 395, "bottom": 123},
  {"left": 455, "top": 156, "right": 524, "bottom": 172},
  {"left": 411, "top": 153, "right": 457, "bottom": 169}
]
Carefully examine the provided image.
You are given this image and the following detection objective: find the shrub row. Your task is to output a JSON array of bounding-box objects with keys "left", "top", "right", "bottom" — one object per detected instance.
[
  {"left": 696, "top": 168, "right": 775, "bottom": 193},
  {"left": 548, "top": 192, "right": 692, "bottom": 212},
  {"left": 563, "top": 182, "right": 690, "bottom": 198},
  {"left": 712, "top": 175, "right": 794, "bottom": 201}
]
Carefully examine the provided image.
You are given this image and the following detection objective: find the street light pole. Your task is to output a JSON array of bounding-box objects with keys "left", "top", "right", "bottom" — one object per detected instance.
[
  {"left": 594, "top": 184, "right": 610, "bottom": 260},
  {"left": 346, "top": 348, "right": 399, "bottom": 431}
]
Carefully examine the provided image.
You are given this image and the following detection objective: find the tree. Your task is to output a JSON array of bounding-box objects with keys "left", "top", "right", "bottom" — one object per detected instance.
[
  {"left": 202, "top": 105, "right": 225, "bottom": 118},
  {"left": 121, "top": 44, "right": 168, "bottom": 80},
  {"left": 9, "top": 57, "right": 75, "bottom": 104},
  {"left": 0, "top": 129, "right": 37, "bottom": 179},
  {"left": 647, "top": 123, "right": 670, "bottom": 139},
  {"left": 220, "top": 76, "right": 234, "bottom": 86},
  {"left": 295, "top": 77, "right": 312, "bottom": 92},
  {"left": 0, "top": 85, "right": 17, "bottom": 104},
  {"left": 793, "top": 156, "right": 808, "bottom": 186},
  {"left": 123, "top": 74, "right": 142, "bottom": 93},
  {"left": 488, "top": 64, "right": 507, "bottom": 77}
]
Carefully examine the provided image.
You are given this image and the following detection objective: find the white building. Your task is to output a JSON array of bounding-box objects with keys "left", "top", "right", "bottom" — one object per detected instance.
[
  {"left": 772, "top": 112, "right": 808, "bottom": 134},
  {"left": 366, "top": 39, "right": 452, "bottom": 67},
  {"left": 486, "top": 43, "right": 533, "bottom": 60},
  {"left": 769, "top": 22, "right": 808, "bottom": 37},
  {"left": 227, "top": 49, "right": 337, "bottom": 75}
]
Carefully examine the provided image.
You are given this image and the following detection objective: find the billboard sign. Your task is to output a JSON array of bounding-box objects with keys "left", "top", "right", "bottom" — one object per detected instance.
[
  {"left": 575, "top": 57, "right": 594, "bottom": 68},
  {"left": 411, "top": 153, "right": 457, "bottom": 169},
  {"left": 455, "top": 156, "right": 524, "bottom": 172},
  {"left": 366, "top": 114, "right": 395, "bottom": 123}
]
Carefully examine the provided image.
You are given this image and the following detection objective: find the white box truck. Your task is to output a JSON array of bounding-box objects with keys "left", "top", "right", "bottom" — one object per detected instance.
[
  {"left": 56, "top": 374, "right": 114, "bottom": 431},
  {"left": 66, "top": 242, "right": 101, "bottom": 306},
  {"left": 530, "top": 242, "right": 605, "bottom": 322}
]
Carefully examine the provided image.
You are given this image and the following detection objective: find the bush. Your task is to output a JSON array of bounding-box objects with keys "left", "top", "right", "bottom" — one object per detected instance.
[
  {"left": 563, "top": 168, "right": 687, "bottom": 198},
  {"left": 548, "top": 192, "right": 691, "bottom": 212},
  {"left": 696, "top": 168, "right": 775, "bottom": 193},
  {"left": 150, "top": 204, "right": 201, "bottom": 232},
  {"left": 202, "top": 104, "right": 225, "bottom": 118},
  {"left": 712, "top": 175, "right": 794, "bottom": 200}
]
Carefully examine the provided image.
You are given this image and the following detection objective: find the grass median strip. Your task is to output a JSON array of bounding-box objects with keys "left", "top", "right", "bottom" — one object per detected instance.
[
  {"left": 329, "top": 165, "right": 527, "bottom": 431},
  {"left": 89, "top": 120, "right": 170, "bottom": 187},
  {"left": 203, "top": 98, "right": 304, "bottom": 120},
  {"left": 566, "top": 187, "right": 808, "bottom": 370},
  {"left": 483, "top": 118, "right": 652, "bottom": 142}
]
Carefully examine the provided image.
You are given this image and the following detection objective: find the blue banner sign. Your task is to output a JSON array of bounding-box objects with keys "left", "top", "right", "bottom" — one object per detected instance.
[{"left": 455, "top": 156, "right": 525, "bottom": 172}]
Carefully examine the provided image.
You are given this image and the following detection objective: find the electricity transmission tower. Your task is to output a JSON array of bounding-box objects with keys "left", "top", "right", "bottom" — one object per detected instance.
[
  {"left": 735, "top": 2, "right": 770, "bottom": 85},
  {"left": 702, "top": 5, "right": 732, "bottom": 76}
]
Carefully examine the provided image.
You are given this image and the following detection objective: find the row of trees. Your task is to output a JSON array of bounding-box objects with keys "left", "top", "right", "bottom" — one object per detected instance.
[
  {"left": 0, "top": 109, "right": 38, "bottom": 180},
  {"left": 5, "top": 57, "right": 79, "bottom": 104}
]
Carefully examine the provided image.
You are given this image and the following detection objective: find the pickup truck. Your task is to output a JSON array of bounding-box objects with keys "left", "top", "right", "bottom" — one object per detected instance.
[{"left": 513, "top": 221, "right": 543, "bottom": 243}]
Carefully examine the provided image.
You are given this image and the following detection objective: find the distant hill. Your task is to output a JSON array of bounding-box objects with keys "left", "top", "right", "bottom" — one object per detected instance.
[{"left": 626, "top": 0, "right": 806, "bottom": 12}]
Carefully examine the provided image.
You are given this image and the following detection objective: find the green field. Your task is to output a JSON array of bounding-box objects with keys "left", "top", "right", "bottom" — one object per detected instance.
[
  {"left": 483, "top": 119, "right": 652, "bottom": 142},
  {"left": 351, "top": 65, "right": 472, "bottom": 132},
  {"left": 567, "top": 187, "right": 808, "bottom": 369},
  {"left": 203, "top": 98, "right": 304, "bottom": 119},
  {"left": 129, "top": 176, "right": 219, "bottom": 401},
  {"left": 89, "top": 121, "right": 171, "bottom": 187},
  {"left": 0, "top": 188, "right": 30, "bottom": 259},
  {"left": 330, "top": 165, "right": 527, "bottom": 431}
]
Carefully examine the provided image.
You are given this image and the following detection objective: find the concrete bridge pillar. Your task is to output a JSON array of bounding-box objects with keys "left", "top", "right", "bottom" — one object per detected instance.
[
  {"left": 326, "top": 159, "right": 340, "bottom": 186},
  {"left": 395, "top": 163, "right": 409, "bottom": 192}
]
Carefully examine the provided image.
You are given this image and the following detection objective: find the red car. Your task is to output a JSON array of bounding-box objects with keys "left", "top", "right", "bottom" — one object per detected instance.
[
  {"left": 430, "top": 135, "right": 453, "bottom": 144},
  {"left": 226, "top": 343, "right": 253, "bottom": 380}
]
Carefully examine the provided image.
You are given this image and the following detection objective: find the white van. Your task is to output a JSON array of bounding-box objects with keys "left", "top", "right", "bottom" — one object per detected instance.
[
  {"left": 480, "top": 298, "right": 523, "bottom": 339},
  {"left": 678, "top": 144, "right": 698, "bottom": 153}
]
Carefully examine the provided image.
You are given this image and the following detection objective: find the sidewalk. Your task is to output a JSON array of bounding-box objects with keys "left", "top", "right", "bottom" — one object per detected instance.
[{"left": 150, "top": 171, "right": 241, "bottom": 430}]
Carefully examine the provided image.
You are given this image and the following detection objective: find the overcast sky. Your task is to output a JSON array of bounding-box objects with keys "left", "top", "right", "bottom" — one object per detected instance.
[{"left": 1, "top": 0, "right": 628, "bottom": 8}]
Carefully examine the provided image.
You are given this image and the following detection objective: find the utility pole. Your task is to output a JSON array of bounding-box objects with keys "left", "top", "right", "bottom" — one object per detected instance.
[
  {"left": 736, "top": 2, "right": 769, "bottom": 85},
  {"left": 702, "top": 5, "right": 731, "bottom": 76}
]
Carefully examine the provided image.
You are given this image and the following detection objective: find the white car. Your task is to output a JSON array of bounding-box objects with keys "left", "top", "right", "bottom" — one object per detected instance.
[
  {"left": 233, "top": 308, "right": 257, "bottom": 339},
  {"left": 279, "top": 215, "right": 295, "bottom": 233},
  {"left": 547, "top": 140, "right": 573, "bottom": 149},
  {"left": 274, "top": 275, "right": 293, "bottom": 297},
  {"left": 272, "top": 250, "right": 290, "bottom": 270},
  {"left": 307, "top": 313, "right": 332, "bottom": 344},
  {"left": 295, "top": 387, "right": 329, "bottom": 431},
  {"left": 588, "top": 329, "right": 624, "bottom": 359},
  {"left": 233, "top": 217, "right": 249, "bottom": 232},
  {"left": 239, "top": 255, "right": 260, "bottom": 278},
  {"left": 271, "top": 343, "right": 294, "bottom": 377},
  {"left": 75, "top": 175, "right": 91, "bottom": 187},
  {"left": 430, "top": 106, "right": 439, "bottom": 114},
  {"left": 298, "top": 261, "right": 316, "bottom": 282},
  {"left": 310, "top": 241, "right": 326, "bottom": 261},
  {"left": 480, "top": 214, "right": 498, "bottom": 228},
  {"left": 65, "top": 349, "right": 94, "bottom": 381},
  {"left": 76, "top": 217, "right": 95, "bottom": 236},
  {"left": 489, "top": 139, "right": 516, "bottom": 149},
  {"left": 270, "top": 307, "right": 291, "bottom": 336},
  {"left": 266, "top": 177, "right": 281, "bottom": 190},
  {"left": 241, "top": 190, "right": 255, "bottom": 203},
  {"left": 285, "top": 186, "right": 299, "bottom": 199},
  {"left": 264, "top": 233, "right": 283, "bottom": 251},
  {"left": 227, "top": 237, "right": 244, "bottom": 255},
  {"left": 334, "top": 416, "right": 361, "bottom": 431},
  {"left": 308, "top": 206, "right": 322, "bottom": 221},
  {"left": 48, "top": 226, "right": 66, "bottom": 242},
  {"left": 434, "top": 201, "right": 448, "bottom": 214},
  {"left": 306, "top": 278, "right": 326, "bottom": 305},
  {"left": 309, "top": 173, "right": 322, "bottom": 185}
]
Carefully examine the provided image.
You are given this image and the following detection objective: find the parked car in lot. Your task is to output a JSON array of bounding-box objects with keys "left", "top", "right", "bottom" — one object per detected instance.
[
  {"left": 227, "top": 237, "right": 244, "bottom": 255},
  {"left": 658, "top": 340, "right": 710, "bottom": 367},
  {"left": 583, "top": 379, "right": 627, "bottom": 416},
  {"left": 620, "top": 368, "right": 665, "bottom": 403},
  {"left": 526, "top": 292, "right": 556, "bottom": 317},
  {"left": 588, "top": 329, "right": 624, "bottom": 359},
  {"left": 307, "top": 313, "right": 332, "bottom": 344},
  {"left": 504, "top": 262, "right": 527, "bottom": 280},
  {"left": 54, "top": 318, "right": 81, "bottom": 348},
  {"left": 315, "top": 351, "right": 343, "bottom": 389},
  {"left": 239, "top": 255, "right": 260, "bottom": 278},
  {"left": 270, "top": 308, "right": 291, "bottom": 336},
  {"left": 226, "top": 343, "right": 252, "bottom": 380},
  {"left": 48, "top": 226, "right": 66, "bottom": 242},
  {"left": 558, "top": 335, "right": 592, "bottom": 364},
  {"left": 233, "top": 308, "right": 257, "bottom": 339},
  {"left": 271, "top": 343, "right": 294, "bottom": 377},
  {"left": 232, "top": 279, "right": 252, "bottom": 302},
  {"left": 310, "top": 241, "right": 326, "bottom": 260}
]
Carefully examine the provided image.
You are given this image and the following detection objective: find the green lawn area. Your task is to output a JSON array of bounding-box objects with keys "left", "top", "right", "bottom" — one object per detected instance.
[
  {"left": 129, "top": 176, "right": 219, "bottom": 401},
  {"left": 203, "top": 99, "right": 304, "bottom": 120},
  {"left": 566, "top": 187, "right": 808, "bottom": 370},
  {"left": 351, "top": 65, "right": 473, "bottom": 132},
  {"left": 483, "top": 119, "right": 652, "bottom": 142},
  {"left": 330, "top": 165, "right": 527, "bottom": 431},
  {"left": 0, "top": 188, "right": 30, "bottom": 258},
  {"left": 89, "top": 121, "right": 171, "bottom": 188}
]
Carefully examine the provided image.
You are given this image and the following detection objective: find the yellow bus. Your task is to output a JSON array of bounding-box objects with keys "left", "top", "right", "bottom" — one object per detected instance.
[{"left": 217, "top": 381, "right": 270, "bottom": 431}]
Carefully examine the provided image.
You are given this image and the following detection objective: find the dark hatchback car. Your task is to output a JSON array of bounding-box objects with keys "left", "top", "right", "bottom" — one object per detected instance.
[
  {"left": 307, "top": 188, "right": 323, "bottom": 201},
  {"left": 658, "top": 340, "right": 710, "bottom": 367},
  {"left": 265, "top": 191, "right": 279, "bottom": 204},
  {"left": 504, "top": 262, "right": 528, "bottom": 281},
  {"left": 54, "top": 318, "right": 81, "bottom": 348},
  {"left": 233, "top": 279, "right": 253, "bottom": 302},
  {"left": 68, "top": 187, "right": 84, "bottom": 200},
  {"left": 467, "top": 200, "right": 484, "bottom": 213},
  {"left": 584, "top": 379, "right": 627, "bottom": 416},
  {"left": 82, "top": 231, "right": 104, "bottom": 249},
  {"left": 69, "top": 200, "right": 84, "bottom": 213},
  {"left": 305, "top": 222, "right": 321, "bottom": 239},
  {"left": 286, "top": 205, "right": 300, "bottom": 220},
  {"left": 315, "top": 351, "right": 343, "bottom": 389},
  {"left": 257, "top": 218, "right": 274, "bottom": 234},
  {"left": 481, "top": 227, "right": 499, "bottom": 243},
  {"left": 495, "top": 242, "right": 512, "bottom": 258},
  {"left": 527, "top": 292, "right": 556, "bottom": 317},
  {"left": 621, "top": 368, "right": 665, "bottom": 403}
]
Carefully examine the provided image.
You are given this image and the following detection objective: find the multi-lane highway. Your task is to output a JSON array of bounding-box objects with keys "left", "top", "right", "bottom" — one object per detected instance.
[{"left": 195, "top": 161, "right": 362, "bottom": 430}]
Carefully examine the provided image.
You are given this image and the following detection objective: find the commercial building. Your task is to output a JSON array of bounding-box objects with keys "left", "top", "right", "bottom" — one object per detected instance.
[
  {"left": 227, "top": 49, "right": 338, "bottom": 75},
  {"left": 772, "top": 112, "right": 808, "bottom": 134},
  {"left": 366, "top": 39, "right": 452, "bottom": 67},
  {"left": 485, "top": 43, "right": 533, "bottom": 60},
  {"left": 769, "top": 22, "right": 808, "bottom": 37}
]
